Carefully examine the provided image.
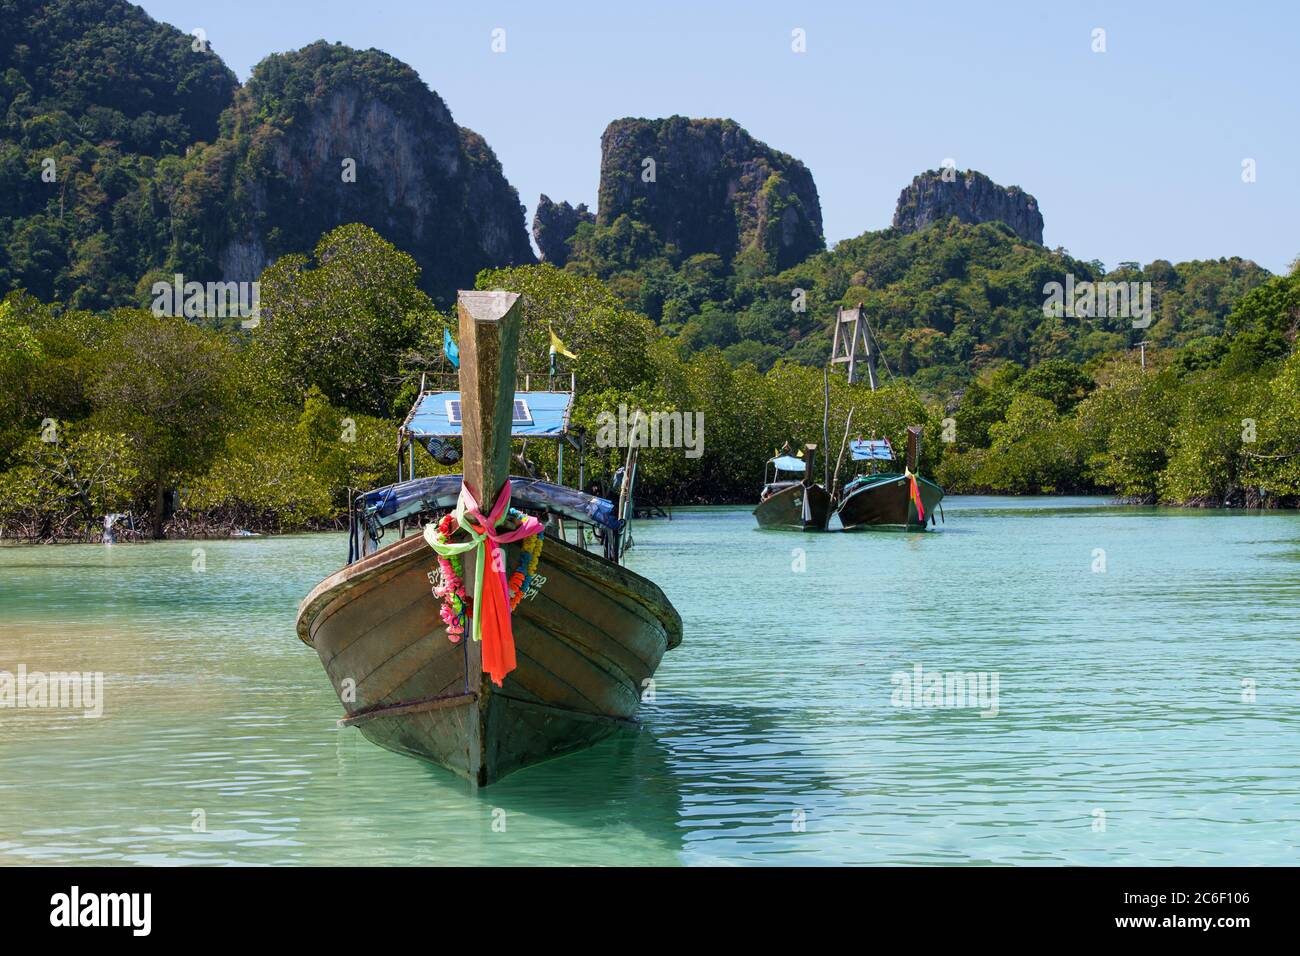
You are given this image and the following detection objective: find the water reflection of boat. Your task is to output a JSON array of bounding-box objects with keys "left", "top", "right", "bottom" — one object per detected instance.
[{"left": 296, "top": 291, "right": 682, "bottom": 786}]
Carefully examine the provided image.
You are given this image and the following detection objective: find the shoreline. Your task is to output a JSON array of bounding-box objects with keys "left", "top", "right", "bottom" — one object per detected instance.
[{"left": 3, "top": 494, "right": 1294, "bottom": 545}]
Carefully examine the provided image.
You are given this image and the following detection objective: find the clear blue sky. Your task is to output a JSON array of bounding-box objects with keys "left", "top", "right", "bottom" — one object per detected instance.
[{"left": 142, "top": 0, "right": 1298, "bottom": 273}]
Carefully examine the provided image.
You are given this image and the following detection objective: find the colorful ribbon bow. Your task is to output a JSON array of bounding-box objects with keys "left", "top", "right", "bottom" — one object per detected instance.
[{"left": 423, "top": 480, "right": 543, "bottom": 686}]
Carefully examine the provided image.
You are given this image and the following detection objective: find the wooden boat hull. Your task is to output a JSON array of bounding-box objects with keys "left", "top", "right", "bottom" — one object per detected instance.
[
  {"left": 296, "top": 529, "right": 682, "bottom": 785},
  {"left": 753, "top": 482, "right": 832, "bottom": 531},
  {"left": 835, "top": 473, "right": 945, "bottom": 531}
]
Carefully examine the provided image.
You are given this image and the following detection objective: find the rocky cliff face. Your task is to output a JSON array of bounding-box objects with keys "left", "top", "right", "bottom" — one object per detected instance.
[
  {"left": 175, "top": 42, "right": 533, "bottom": 301},
  {"left": 892, "top": 170, "right": 1043, "bottom": 244},
  {"left": 532, "top": 195, "right": 595, "bottom": 266},
  {"left": 597, "top": 116, "right": 823, "bottom": 271}
]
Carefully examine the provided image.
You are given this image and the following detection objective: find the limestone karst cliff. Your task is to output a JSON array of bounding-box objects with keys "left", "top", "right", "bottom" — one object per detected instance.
[
  {"left": 532, "top": 195, "right": 595, "bottom": 266},
  {"left": 892, "top": 169, "right": 1044, "bottom": 244},
  {"left": 595, "top": 116, "right": 823, "bottom": 272},
  {"left": 171, "top": 41, "right": 534, "bottom": 301}
]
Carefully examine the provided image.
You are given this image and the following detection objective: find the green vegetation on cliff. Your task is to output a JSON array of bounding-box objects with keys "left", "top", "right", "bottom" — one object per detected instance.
[
  {"left": 0, "top": 0, "right": 237, "bottom": 306},
  {"left": 1, "top": 4, "right": 531, "bottom": 310}
]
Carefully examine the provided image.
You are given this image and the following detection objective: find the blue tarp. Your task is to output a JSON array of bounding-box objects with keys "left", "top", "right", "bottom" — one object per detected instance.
[
  {"left": 851, "top": 439, "right": 894, "bottom": 461},
  {"left": 770, "top": 455, "right": 806, "bottom": 472},
  {"left": 405, "top": 391, "right": 572, "bottom": 438},
  {"left": 360, "top": 475, "right": 620, "bottom": 531}
]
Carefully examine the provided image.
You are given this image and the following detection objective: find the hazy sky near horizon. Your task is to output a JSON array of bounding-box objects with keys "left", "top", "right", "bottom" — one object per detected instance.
[{"left": 140, "top": 0, "right": 1297, "bottom": 273}]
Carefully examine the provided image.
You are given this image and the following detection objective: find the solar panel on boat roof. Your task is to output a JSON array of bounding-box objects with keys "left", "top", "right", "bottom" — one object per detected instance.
[
  {"left": 850, "top": 439, "right": 894, "bottom": 461},
  {"left": 446, "top": 399, "right": 530, "bottom": 424}
]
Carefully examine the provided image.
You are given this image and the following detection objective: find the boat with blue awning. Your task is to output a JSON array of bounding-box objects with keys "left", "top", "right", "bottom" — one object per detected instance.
[
  {"left": 753, "top": 442, "right": 832, "bottom": 531},
  {"left": 834, "top": 430, "right": 945, "bottom": 531},
  {"left": 295, "top": 291, "right": 681, "bottom": 786}
]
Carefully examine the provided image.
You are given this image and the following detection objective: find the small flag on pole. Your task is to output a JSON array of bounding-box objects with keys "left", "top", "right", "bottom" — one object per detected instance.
[
  {"left": 548, "top": 327, "right": 575, "bottom": 377},
  {"left": 443, "top": 327, "right": 459, "bottom": 369},
  {"left": 548, "top": 327, "right": 576, "bottom": 360}
]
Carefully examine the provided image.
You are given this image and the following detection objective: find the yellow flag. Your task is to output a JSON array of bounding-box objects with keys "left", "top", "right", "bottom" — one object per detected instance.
[{"left": 548, "top": 327, "right": 577, "bottom": 359}]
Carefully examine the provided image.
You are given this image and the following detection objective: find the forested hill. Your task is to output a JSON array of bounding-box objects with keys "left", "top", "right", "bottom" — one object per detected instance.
[
  {"left": 560, "top": 207, "right": 1271, "bottom": 394},
  {"left": 0, "top": 0, "right": 237, "bottom": 151},
  {"left": 0, "top": 0, "right": 238, "bottom": 305},
  {"left": 533, "top": 118, "right": 1270, "bottom": 391},
  {"left": 0, "top": 1, "right": 533, "bottom": 308}
]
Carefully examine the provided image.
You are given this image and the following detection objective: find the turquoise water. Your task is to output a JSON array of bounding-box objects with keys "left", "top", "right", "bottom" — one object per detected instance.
[{"left": 1, "top": 497, "right": 1298, "bottom": 865}]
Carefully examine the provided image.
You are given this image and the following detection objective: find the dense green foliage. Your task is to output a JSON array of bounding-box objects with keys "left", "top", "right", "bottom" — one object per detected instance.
[
  {"left": 0, "top": 0, "right": 237, "bottom": 306},
  {"left": 2, "top": 6, "right": 529, "bottom": 312},
  {"left": 938, "top": 266, "right": 1300, "bottom": 503},
  {"left": 564, "top": 213, "right": 1270, "bottom": 394},
  {"left": 2, "top": 221, "right": 1297, "bottom": 539},
  {"left": 0, "top": 228, "right": 411, "bottom": 538}
]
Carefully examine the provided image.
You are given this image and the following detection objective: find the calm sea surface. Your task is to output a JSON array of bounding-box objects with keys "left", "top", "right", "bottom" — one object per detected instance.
[{"left": 1, "top": 497, "right": 1297, "bottom": 866}]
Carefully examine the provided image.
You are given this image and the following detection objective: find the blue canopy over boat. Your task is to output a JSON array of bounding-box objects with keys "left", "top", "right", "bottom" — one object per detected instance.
[
  {"left": 770, "top": 455, "right": 806, "bottom": 472},
  {"left": 850, "top": 439, "right": 894, "bottom": 461},
  {"left": 404, "top": 391, "right": 573, "bottom": 438},
  {"left": 360, "top": 475, "right": 619, "bottom": 531}
]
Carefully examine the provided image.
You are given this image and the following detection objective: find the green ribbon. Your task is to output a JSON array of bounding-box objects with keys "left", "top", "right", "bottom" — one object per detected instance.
[{"left": 423, "top": 491, "right": 494, "bottom": 644}]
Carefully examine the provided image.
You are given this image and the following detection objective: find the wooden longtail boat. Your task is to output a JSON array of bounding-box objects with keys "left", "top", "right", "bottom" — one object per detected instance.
[
  {"left": 834, "top": 428, "right": 944, "bottom": 531},
  {"left": 295, "top": 291, "right": 682, "bottom": 786},
  {"left": 753, "top": 444, "right": 832, "bottom": 531}
]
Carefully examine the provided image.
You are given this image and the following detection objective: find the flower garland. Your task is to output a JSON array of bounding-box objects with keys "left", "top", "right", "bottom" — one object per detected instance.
[{"left": 427, "top": 507, "right": 544, "bottom": 644}]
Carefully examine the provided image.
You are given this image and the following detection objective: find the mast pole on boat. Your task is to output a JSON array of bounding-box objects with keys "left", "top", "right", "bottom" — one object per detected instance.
[
  {"left": 822, "top": 365, "right": 831, "bottom": 492},
  {"left": 455, "top": 289, "right": 524, "bottom": 785},
  {"left": 861, "top": 305, "right": 879, "bottom": 393},
  {"left": 831, "top": 407, "right": 855, "bottom": 501}
]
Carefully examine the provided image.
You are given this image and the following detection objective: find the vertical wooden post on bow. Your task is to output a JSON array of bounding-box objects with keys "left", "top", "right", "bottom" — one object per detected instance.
[
  {"left": 455, "top": 289, "right": 523, "bottom": 785},
  {"left": 457, "top": 290, "right": 523, "bottom": 511}
]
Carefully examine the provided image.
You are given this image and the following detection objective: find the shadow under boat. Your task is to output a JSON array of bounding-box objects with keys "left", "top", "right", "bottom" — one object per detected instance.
[{"left": 296, "top": 290, "right": 682, "bottom": 787}]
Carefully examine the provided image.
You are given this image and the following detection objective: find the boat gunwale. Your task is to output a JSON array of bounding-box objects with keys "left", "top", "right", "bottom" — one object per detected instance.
[{"left": 296, "top": 525, "right": 682, "bottom": 651}]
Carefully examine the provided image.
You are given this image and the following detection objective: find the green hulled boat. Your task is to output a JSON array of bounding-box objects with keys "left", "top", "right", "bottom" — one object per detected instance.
[{"left": 833, "top": 430, "right": 944, "bottom": 531}]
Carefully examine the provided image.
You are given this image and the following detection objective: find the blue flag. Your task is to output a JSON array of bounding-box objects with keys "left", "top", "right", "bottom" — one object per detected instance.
[{"left": 443, "top": 327, "right": 460, "bottom": 369}]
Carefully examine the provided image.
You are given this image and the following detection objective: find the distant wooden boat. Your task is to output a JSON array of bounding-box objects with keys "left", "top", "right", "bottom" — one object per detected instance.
[
  {"left": 295, "top": 291, "right": 682, "bottom": 785},
  {"left": 753, "top": 445, "right": 831, "bottom": 531},
  {"left": 834, "top": 428, "right": 944, "bottom": 531}
]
